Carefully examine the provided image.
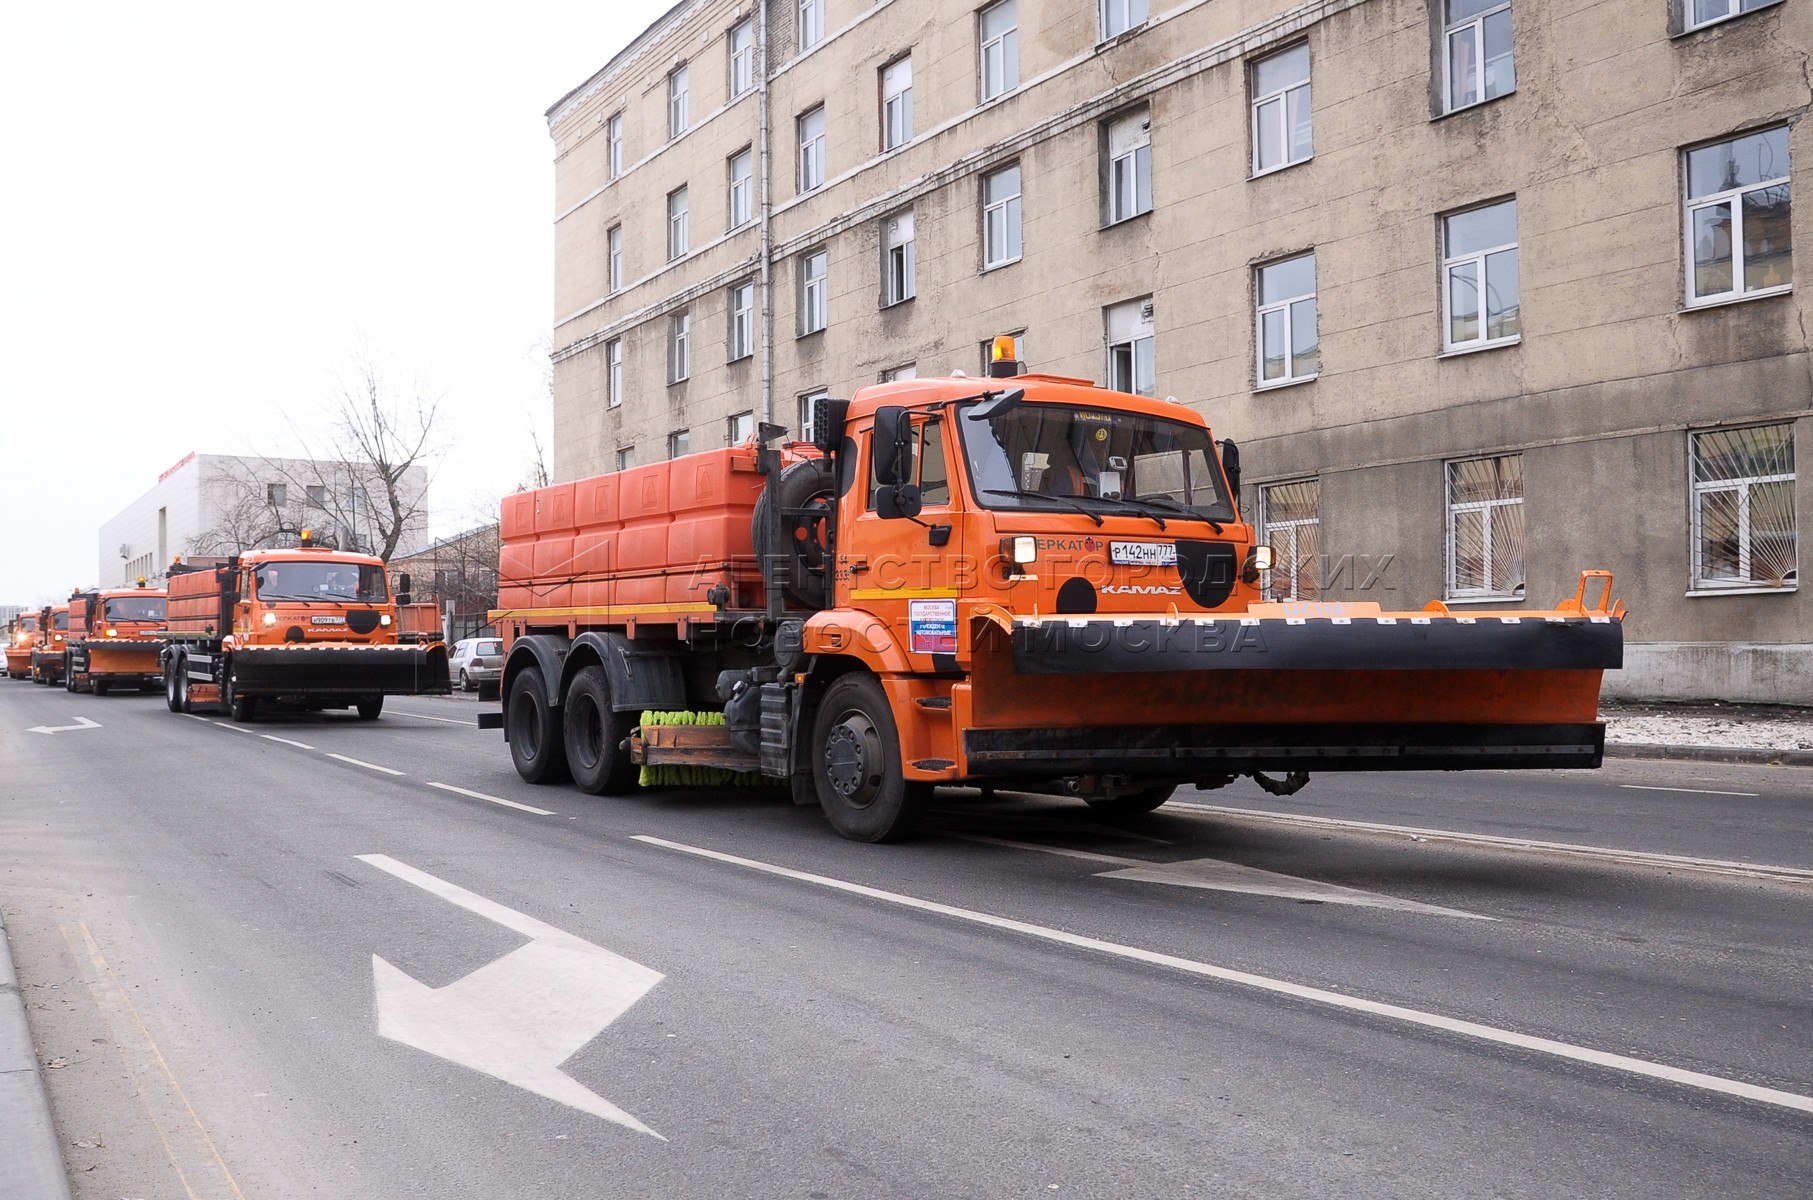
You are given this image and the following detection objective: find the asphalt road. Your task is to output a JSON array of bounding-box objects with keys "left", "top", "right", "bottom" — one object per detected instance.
[{"left": 1, "top": 681, "right": 1809, "bottom": 1199}]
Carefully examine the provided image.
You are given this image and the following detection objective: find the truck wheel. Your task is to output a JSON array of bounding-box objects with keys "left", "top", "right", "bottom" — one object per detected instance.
[
  {"left": 810, "top": 673, "right": 929, "bottom": 843},
  {"left": 506, "top": 666, "right": 569, "bottom": 784},
  {"left": 92, "top": 679, "right": 110, "bottom": 697},
  {"left": 226, "top": 671, "right": 256, "bottom": 723},
  {"left": 356, "top": 697, "right": 384, "bottom": 720},
  {"left": 164, "top": 658, "right": 184, "bottom": 712},
  {"left": 1084, "top": 784, "right": 1177, "bottom": 815},
  {"left": 562, "top": 666, "right": 635, "bottom": 795}
]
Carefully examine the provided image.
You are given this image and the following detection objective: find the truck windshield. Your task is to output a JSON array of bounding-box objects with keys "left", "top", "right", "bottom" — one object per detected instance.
[
  {"left": 53, "top": 612, "right": 68, "bottom": 630},
  {"left": 19, "top": 617, "right": 36, "bottom": 632},
  {"left": 957, "top": 401, "right": 1236, "bottom": 522},
  {"left": 104, "top": 597, "right": 166, "bottom": 622},
  {"left": 255, "top": 561, "right": 390, "bottom": 603}
]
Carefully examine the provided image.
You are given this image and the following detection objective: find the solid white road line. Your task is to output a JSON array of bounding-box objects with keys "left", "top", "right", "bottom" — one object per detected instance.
[
  {"left": 180, "top": 713, "right": 210, "bottom": 722},
  {"left": 1169, "top": 802, "right": 1813, "bottom": 885},
  {"left": 428, "top": 781, "right": 555, "bottom": 816},
  {"left": 212, "top": 721, "right": 259, "bottom": 735},
  {"left": 383, "top": 709, "right": 479, "bottom": 726},
  {"left": 1621, "top": 784, "right": 1759, "bottom": 798},
  {"left": 327, "top": 753, "right": 405, "bottom": 776},
  {"left": 633, "top": 835, "right": 1813, "bottom": 1116},
  {"left": 261, "top": 735, "right": 315, "bottom": 750}
]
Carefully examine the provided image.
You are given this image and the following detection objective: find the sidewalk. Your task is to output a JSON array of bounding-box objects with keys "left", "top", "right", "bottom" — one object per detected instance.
[{"left": 0, "top": 908, "right": 72, "bottom": 1200}]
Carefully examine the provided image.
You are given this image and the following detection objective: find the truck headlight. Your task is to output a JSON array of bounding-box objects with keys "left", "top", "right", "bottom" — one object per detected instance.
[
  {"left": 380, "top": 614, "right": 392, "bottom": 627},
  {"left": 106, "top": 627, "right": 118, "bottom": 637},
  {"left": 1251, "top": 545, "right": 1275, "bottom": 571},
  {"left": 262, "top": 612, "right": 278, "bottom": 628},
  {"left": 1000, "top": 535, "right": 1037, "bottom": 566}
]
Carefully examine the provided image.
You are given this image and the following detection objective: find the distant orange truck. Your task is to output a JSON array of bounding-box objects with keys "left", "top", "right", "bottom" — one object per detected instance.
[
  {"left": 63, "top": 582, "right": 168, "bottom": 694},
  {"left": 29, "top": 605, "right": 70, "bottom": 687},
  {"left": 5, "top": 610, "right": 39, "bottom": 679}
]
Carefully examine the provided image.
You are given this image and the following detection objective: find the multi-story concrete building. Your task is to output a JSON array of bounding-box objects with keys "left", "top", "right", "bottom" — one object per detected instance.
[
  {"left": 547, "top": 0, "right": 1808, "bottom": 702},
  {"left": 98, "top": 452, "right": 430, "bottom": 588}
]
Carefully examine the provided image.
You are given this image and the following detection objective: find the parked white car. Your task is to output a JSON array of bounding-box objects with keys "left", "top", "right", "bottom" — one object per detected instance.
[{"left": 448, "top": 637, "right": 503, "bottom": 691}]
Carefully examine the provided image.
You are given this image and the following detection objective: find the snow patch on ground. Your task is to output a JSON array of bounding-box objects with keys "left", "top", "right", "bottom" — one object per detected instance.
[{"left": 1603, "top": 713, "right": 1813, "bottom": 751}]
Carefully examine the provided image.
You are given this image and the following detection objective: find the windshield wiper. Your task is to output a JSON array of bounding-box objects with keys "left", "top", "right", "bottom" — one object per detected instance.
[
  {"left": 982, "top": 489, "right": 1106, "bottom": 527},
  {"left": 1118, "top": 494, "right": 1224, "bottom": 533}
]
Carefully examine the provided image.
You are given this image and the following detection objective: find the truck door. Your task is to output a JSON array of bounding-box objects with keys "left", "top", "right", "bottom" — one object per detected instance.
[{"left": 846, "top": 412, "right": 963, "bottom": 669}]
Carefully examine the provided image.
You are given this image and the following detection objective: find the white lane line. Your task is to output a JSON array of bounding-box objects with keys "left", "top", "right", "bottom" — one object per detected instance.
[
  {"left": 950, "top": 835, "right": 1489, "bottom": 920},
  {"left": 261, "top": 734, "right": 315, "bottom": 750},
  {"left": 1621, "top": 784, "right": 1759, "bottom": 798},
  {"left": 382, "top": 709, "right": 478, "bottom": 726},
  {"left": 327, "top": 753, "right": 405, "bottom": 776},
  {"left": 633, "top": 835, "right": 1813, "bottom": 1116},
  {"left": 428, "top": 781, "right": 555, "bottom": 816},
  {"left": 212, "top": 721, "right": 259, "bottom": 735},
  {"left": 180, "top": 713, "right": 211, "bottom": 722},
  {"left": 1169, "top": 802, "right": 1813, "bottom": 886}
]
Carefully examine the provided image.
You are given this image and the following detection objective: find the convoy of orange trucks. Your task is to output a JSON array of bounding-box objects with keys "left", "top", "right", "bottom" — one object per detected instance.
[
  {"left": 159, "top": 532, "right": 450, "bottom": 721},
  {"left": 61, "top": 582, "right": 168, "bottom": 694},
  {"left": 483, "top": 342, "right": 1626, "bottom": 841}
]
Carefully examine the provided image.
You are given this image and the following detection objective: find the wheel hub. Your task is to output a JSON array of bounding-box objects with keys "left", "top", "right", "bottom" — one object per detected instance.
[{"left": 824, "top": 714, "right": 881, "bottom": 807}]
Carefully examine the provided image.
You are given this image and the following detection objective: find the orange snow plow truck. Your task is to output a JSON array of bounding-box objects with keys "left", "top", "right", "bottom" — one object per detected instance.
[
  {"left": 486, "top": 348, "right": 1625, "bottom": 842},
  {"left": 5, "top": 610, "right": 40, "bottom": 679},
  {"left": 160, "top": 533, "right": 450, "bottom": 721},
  {"left": 64, "top": 581, "right": 168, "bottom": 694}
]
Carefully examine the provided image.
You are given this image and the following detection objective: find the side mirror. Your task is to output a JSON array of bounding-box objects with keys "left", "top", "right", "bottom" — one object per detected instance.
[
  {"left": 1219, "top": 438, "right": 1242, "bottom": 499},
  {"left": 970, "top": 387, "right": 1025, "bottom": 422},
  {"left": 876, "top": 483, "right": 923, "bottom": 520},
  {"left": 396, "top": 572, "right": 412, "bottom": 596},
  {"left": 872, "top": 406, "right": 912, "bottom": 485}
]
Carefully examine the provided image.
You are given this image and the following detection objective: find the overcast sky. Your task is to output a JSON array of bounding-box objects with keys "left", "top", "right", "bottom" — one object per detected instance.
[{"left": 0, "top": 0, "right": 673, "bottom": 607}]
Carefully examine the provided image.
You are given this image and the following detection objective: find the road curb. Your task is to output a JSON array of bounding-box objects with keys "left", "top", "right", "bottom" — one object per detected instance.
[
  {"left": 0, "top": 910, "right": 73, "bottom": 1200},
  {"left": 1607, "top": 743, "right": 1813, "bottom": 768}
]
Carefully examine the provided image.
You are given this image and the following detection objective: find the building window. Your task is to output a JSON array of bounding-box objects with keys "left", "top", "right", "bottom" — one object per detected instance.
[
  {"left": 979, "top": 0, "right": 1019, "bottom": 102},
  {"left": 799, "top": 390, "right": 828, "bottom": 443},
  {"left": 1443, "top": 198, "right": 1520, "bottom": 350},
  {"left": 798, "top": 105, "right": 826, "bottom": 193},
  {"left": 1105, "top": 298, "right": 1155, "bottom": 395},
  {"left": 616, "top": 446, "right": 635, "bottom": 472},
  {"left": 729, "top": 19, "right": 754, "bottom": 97},
  {"left": 1100, "top": 0, "right": 1148, "bottom": 40},
  {"left": 669, "top": 430, "right": 691, "bottom": 459},
  {"left": 1685, "top": 0, "right": 1779, "bottom": 32},
  {"left": 607, "top": 224, "right": 623, "bottom": 293},
  {"left": 728, "top": 279, "right": 755, "bottom": 361},
  {"left": 668, "top": 186, "right": 689, "bottom": 260},
  {"left": 799, "top": 0, "right": 824, "bottom": 51},
  {"left": 1256, "top": 253, "right": 1318, "bottom": 386},
  {"left": 799, "top": 249, "right": 828, "bottom": 335},
  {"left": 1260, "top": 479, "right": 1321, "bottom": 601},
  {"left": 1685, "top": 126, "right": 1791, "bottom": 305},
  {"left": 1251, "top": 44, "right": 1311, "bottom": 175},
  {"left": 982, "top": 164, "right": 1023, "bottom": 269},
  {"left": 1446, "top": 454, "right": 1525, "bottom": 599},
  {"left": 882, "top": 211, "right": 916, "bottom": 307},
  {"left": 881, "top": 363, "right": 918, "bottom": 381},
  {"left": 668, "top": 64, "right": 689, "bottom": 138},
  {"left": 1444, "top": 1, "right": 1514, "bottom": 113},
  {"left": 607, "top": 338, "right": 623, "bottom": 408},
  {"left": 1692, "top": 423, "right": 1797, "bottom": 589},
  {"left": 882, "top": 56, "right": 913, "bottom": 150},
  {"left": 1104, "top": 109, "right": 1151, "bottom": 224},
  {"left": 729, "top": 412, "right": 755, "bottom": 444},
  {"left": 607, "top": 112, "right": 623, "bottom": 179},
  {"left": 306, "top": 484, "right": 326, "bottom": 508},
  {"left": 669, "top": 311, "right": 691, "bottom": 383},
  {"left": 727, "top": 149, "right": 753, "bottom": 230},
  {"left": 267, "top": 484, "right": 287, "bottom": 506}
]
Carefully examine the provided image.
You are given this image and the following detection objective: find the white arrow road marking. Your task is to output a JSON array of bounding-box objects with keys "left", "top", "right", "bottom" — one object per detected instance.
[
  {"left": 27, "top": 715, "right": 101, "bottom": 734},
  {"left": 953, "top": 835, "right": 1490, "bottom": 920},
  {"left": 357, "top": 854, "right": 665, "bottom": 1138},
  {"left": 635, "top": 835, "right": 1813, "bottom": 1117}
]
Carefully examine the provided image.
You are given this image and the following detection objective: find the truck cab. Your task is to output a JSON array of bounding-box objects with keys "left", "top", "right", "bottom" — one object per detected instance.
[
  {"left": 65, "top": 581, "right": 168, "bottom": 694},
  {"left": 5, "top": 611, "right": 39, "bottom": 679},
  {"left": 30, "top": 605, "right": 70, "bottom": 686}
]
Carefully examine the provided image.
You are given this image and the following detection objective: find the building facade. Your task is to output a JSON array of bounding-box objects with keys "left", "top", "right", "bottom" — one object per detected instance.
[
  {"left": 98, "top": 452, "right": 430, "bottom": 588},
  {"left": 547, "top": 0, "right": 1810, "bottom": 702}
]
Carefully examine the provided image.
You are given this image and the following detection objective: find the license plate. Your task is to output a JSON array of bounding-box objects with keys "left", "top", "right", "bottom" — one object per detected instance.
[
  {"left": 1110, "top": 541, "right": 1177, "bottom": 567},
  {"left": 310, "top": 615, "right": 346, "bottom": 625}
]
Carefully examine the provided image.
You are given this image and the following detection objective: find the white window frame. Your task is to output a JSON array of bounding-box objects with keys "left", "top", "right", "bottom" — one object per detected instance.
[
  {"left": 607, "top": 224, "right": 623, "bottom": 294},
  {"left": 615, "top": 446, "right": 635, "bottom": 472},
  {"left": 1259, "top": 479, "right": 1321, "bottom": 602},
  {"left": 1690, "top": 423, "right": 1798, "bottom": 591},
  {"left": 1099, "top": 0, "right": 1148, "bottom": 41},
  {"left": 1250, "top": 43, "right": 1312, "bottom": 176},
  {"left": 979, "top": 0, "right": 1019, "bottom": 102},
  {"left": 882, "top": 56, "right": 913, "bottom": 151},
  {"left": 1105, "top": 298, "right": 1156, "bottom": 395},
  {"left": 1255, "top": 253, "right": 1319, "bottom": 387},
  {"left": 798, "top": 105, "right": 826, "bottom": 193},
  {"left": 1684, "top": 126, "right": 1792, "bottom": 307},
  {"left": 669, "top": 429, "right": 691, "bottom": 459},
  {"left": 728, "top": 411, "right": 755, "bottom": 445},
  {"left": 800, "top": 249, "right": 828, "bottom": 335},
  {"left": 982, "top": 164, "right": 1023, "bottom": 270},
  {"left": 883, "top": 211, "right": 916, "bottom": 307},
  {"left": 1443, "top": 0, "right": 1515, "bottom": 114},
  {"left": 1442, "top": 198, "right": 1520, "bottom": 351},
  {"left": 1105, "top": 110, "right": 1151, "bottom": 224},
  {"left": 729, "top": 19, "right": 754, "bottom": 97},
  {"left": 728, "top": 148, "right": 753, "bottom": 229},
  {"left": 667, "top": 186, "right": 689, "bottom": 260},
  {"left": 607, "top": 338, "right": 623, "bottom": 408},
  {"left": 1445, "top": 454, "right": 1525, "bottom": 600},
  {"left": 607, "top": 112, "right": 623, "bottom": 179},
  {"left": 668, "top": 64, "right": 690, "bottom": 139},
  {"left": 881, "top": 364, "right": 918, "bottom": 382},
  {"left": 728, "top": 279, "right": 755, "bottom": 361},
  {"left": 799, "top": 390, "right": 828, "bottom": 443},
  {"left": 668, "top": 311, "right": 691, "bottom": 384},
  {"left": 799, "top": 0, "right": 824, "bottom": 51},
  {"left": 1684, "top": 0, "right": 1779, "bottom": 33}
]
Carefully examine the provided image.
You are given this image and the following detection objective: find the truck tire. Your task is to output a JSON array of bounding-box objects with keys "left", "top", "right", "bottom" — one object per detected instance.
[
  {"left": 356, "top": 697, "right": 384, "bottom": 720},
  {"left": 1084, "top": 784, "right": 1177, "bottom": 815},
  {"left": 226, "top": 670, "right": 256, "bottom": 723},
  {"left": 164, "top": 657, "right": 184, "bottom": 712},
  {"left": 810, "top": 673, "right": 930, "bottom": 843},
  {"left": 92, "top": 679, "right": 110, "bottom": 696},
  {"left": 753, "top": 458, "right": 837, "bottom": 610},
  {"left": 64, "top": 657, "right": 77, "bottom": 692},
  {"left": 507, "top": 665, "right": 570, "bottom": 784},
  {"left": 561, "top": 666, "right": 635, "bottom": 795}
]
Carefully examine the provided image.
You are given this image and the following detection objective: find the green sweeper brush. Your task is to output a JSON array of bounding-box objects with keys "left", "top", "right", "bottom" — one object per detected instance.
[{"left": 635, "top": 710, "right": 768, "bottom": 787}]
